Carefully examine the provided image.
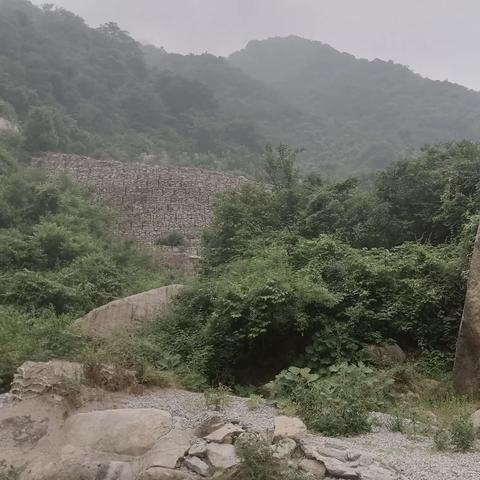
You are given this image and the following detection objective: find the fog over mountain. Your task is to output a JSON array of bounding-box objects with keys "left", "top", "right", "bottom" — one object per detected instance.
[{"left": 32, "top": 0, "right": 480, "bottom": 90}]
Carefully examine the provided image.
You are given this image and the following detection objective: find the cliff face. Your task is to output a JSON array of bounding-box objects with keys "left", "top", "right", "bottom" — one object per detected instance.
[
  {"left": 37, "top": 154, "right": 246, "bottom": 253},
  {"left": 454, "top": 222, "right": 480, "bottom": 393}
]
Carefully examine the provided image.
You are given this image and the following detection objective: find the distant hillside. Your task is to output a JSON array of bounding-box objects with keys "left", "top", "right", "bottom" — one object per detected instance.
[
  {"left": 2, "top": 0, "right": 480, "bottom": 175},
  {"left": 230, "top": 36, "right": 480, "bottom": 173},
  {"left": 0, "top": 0, "right": 266, "bottom": 170}
]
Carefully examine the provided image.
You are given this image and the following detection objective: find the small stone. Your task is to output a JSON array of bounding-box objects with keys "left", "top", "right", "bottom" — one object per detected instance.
[
  {"left": 204, "top": 423, "right": 244, "bottom": 444},
  {"left": 184, "top": 456, "right": 210, "bottom": 477},
  {"left": 357, "top": 465, "right": 398, "bottom": 480},
  {"left": 271, "top": 438, "right": 297, "bottom": 459},
  {"left": 140, "top": 467, "right": 194, "bottom": 480},
  {"left": 195, "top": 415, "right": 225, "bottom": 437},
  {"left": 188, "top": 439, "right": 207, "bottom": 457},
  {"left": 273, "top": 416, "right": 307, "bottom": 440},
  {"left": 206, "top": 443, "right": 240, "bottom": 470},
  {"left": 298, "top": 459, "right": 327, "bottom": 479},
  {"left": 319, "top": 457, "right": 358, "bottom": 479}
]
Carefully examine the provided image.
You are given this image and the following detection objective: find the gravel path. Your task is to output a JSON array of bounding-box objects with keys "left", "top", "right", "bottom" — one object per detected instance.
[
  {"left": 125, "top": 388, "right": 277, "bottom": 432},
  {"left": 341, "top": 418, "right": 480, "bottom": 480},
  {"left": 125, "top": 390, "right": 480, "bottom": 480}
]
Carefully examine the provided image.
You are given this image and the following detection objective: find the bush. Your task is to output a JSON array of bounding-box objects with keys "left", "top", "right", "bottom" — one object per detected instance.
[
  {"left": 204, "top": 384, "right": 232, "bottom": 411},
  {"left": 433, "top": 429, "right": 450, "bottom": 451},
  {"left": 270, "top": 363, "right": 394, "bottom": 437},
  {"left": 449, "top": 416, "right": 475, "bottom": 452},
  {"left": 236, "top": 436, "right": 276, "bottom": 480},
  {"left": 233, "top": 436, "right": 310, "bottom": 480},
  {"left": 0, "top": 306, "right": 83, "bottom": 390},
  {"left": 155, "top": 231, "right": 188, "bottom": 248}
]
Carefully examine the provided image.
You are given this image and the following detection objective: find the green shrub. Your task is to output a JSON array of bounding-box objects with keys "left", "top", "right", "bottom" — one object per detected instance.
[
  {"left": 233, "top": 436, "right": 310, "bottom": 480},
  {"left": 155, "top": 231, "right": 189, "bottom": 248},
  {"left": 204, "top": 384, "right": 232, "bottom": 411},
  {"left": 449, "top": 416, "right": 475, "bottom": 452},
  {"left": 433, "top": 429, "right": 450, "bottom": 451},
  {"left": 266, "top": 367, "right": 319, "bottom": 399},
  {"left": 236, "top": 436, "right": 275, "bottom": 480},
  {"left": 271, "top": 363, "right": 394, "bottom": 437},
  {"left": 0, "top": 306, "right": 83, "bottom": 390}
]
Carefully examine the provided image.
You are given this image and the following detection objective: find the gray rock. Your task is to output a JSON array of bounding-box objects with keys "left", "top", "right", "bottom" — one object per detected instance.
[
  {"left": 357, "top": 465, "right": 399, "bottom": 480},
  {"left": 271, "top": 438, "right": 297, "bottom": 459},
  {"left": 319, "top": 457, "right": 358, "bottom": 479},
  {"left": 10, "top": 360, "right": 84, "bottom": 400},
  {"left": 184, "top": 456, "right": 210, "bottom": 476},
  {"left": 139, "top": 467, "right": 195, "bottom": 480},
  {"left": 64, "top": 408, "right": 173, "bottom": 457},
  {"left": 361, "top": 344, "right": 406, "bottom": 366},
  {"left": 273, "top": 416, "right": 307, "bottom": 440},
  {"left": 188, "top": 439, "right": 208, "bottom": 457},
  {"left": 206, "top": 443, "right": 240, "bottom": 470},
  {"left": 204, "top": 423, "right": 244, "bottom": 444},
  {"left": 74, "top": 285, "right": 184, "bottom": 338},
  {"left": 298, "top": 458, "right": 327, "bottom": 479},
  {"left": 142, "top": 428, "right": 192, "bottom": 469}
]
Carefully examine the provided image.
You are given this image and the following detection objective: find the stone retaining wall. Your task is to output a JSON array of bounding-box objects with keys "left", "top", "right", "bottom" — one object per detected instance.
[{"left": 37, "top": 154, "right": 246, "bottom": 253}]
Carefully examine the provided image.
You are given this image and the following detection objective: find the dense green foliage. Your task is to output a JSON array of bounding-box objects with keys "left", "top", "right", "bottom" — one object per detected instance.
[
  {"left": 141, "top": 143, "right": 478, "bottom": 387},
  {"left": 268, "top": 364, "right": 394, "bottom": 436},
  {"left": 0, "top": 0, "right": 263, "bottom": 171},
  {"left": 0, "top": 136, "right": 175, "bottom": 389},
  {"left": 2, "top": 1, "right": 480, "bottom": 174}
]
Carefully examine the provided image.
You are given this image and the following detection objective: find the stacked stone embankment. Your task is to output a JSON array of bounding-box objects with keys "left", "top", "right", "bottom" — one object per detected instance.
[{"left": 36, "top": 154, "right": 247, "bottom": 253}]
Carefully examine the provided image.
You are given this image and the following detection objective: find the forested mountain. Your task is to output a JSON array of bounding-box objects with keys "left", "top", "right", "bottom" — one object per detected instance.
[
  {"left": 0, "top": 0, "right": 266, "bottom": 169},
  {"left": 2, "top": 0, "right": 480, "bottom": 175},
  {"left": 230, "top": 36, "right": 480, "bottom": 173}
]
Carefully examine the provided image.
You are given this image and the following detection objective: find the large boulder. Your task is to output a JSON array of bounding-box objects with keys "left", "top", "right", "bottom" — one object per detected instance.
[
  {"left": 10, "top": 360, "right": 83, "bottom": 400},
  {"left": 141, "top": 428, "right": 193, "bottom": 469},
  {"left": 361, "top": 344, "right": 406, "bottom": 366},
  {"left": 454, "top": 223, "right": 480, "bottom": 394},
  {"left": 64, "top": 409, "right": 173, "bottom": 456},
  {"left": 74, "top": 284, "right": 184, "bottom": 338}
]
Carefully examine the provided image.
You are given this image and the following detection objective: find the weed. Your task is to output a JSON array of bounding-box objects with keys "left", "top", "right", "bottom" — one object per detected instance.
[
  {"left": 388, "top": 411, "right": 405, "bottom": 433},
  {"left": 247, "top": 394, "right": 266, "bottom": 410},
  {"left": 433, "top": 429, "right": 450, "bottom": 451},
  {"left": 236, "top": 435, "right": 275, "bottom": 480},
  {"left": 140, "top": 363, "right": 179, "bottom": 388},
  {"left": 204, "top": 384, "right": 232, "bottom": 411},
  {"left": 449, "top": 415, "right": 475, "bottom": 452}
]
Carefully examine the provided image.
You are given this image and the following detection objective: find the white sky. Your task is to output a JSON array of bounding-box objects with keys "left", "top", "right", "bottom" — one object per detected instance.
[{"left": 32, "top": 0, "right": 480, "bottom": 90}]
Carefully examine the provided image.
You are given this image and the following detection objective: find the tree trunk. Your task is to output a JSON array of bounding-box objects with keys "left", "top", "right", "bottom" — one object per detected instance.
[{"left": 454, "top": 222, "right": 480, "bottom": 393}]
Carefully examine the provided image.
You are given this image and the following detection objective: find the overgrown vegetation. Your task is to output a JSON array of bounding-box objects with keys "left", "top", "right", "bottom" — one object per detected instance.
[
  {"left": 0, "top": 134, "right": 178, "bottom": 390},
  {"left": 229, "top": 436, "right": 309, "bottom": 480},
  {"left": 122, "top": 141, "right": 480, "bottom": 438},
  {"left": 2, "top": 1, "right": 480, "bottom": 175}
]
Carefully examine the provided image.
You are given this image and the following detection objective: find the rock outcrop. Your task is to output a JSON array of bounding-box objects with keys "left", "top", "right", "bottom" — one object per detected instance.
[
  {"left": 10, "top": 360, "right": 83, "bottom": 400},
  {"left": 1, "top": 363, "right": 403, "bottom": 480},
  {"left": 74, "top": 284, "right": 184, "bottom": 338},
  {"left": 454, "top": 223, "right": 480, "bottom": 394}
]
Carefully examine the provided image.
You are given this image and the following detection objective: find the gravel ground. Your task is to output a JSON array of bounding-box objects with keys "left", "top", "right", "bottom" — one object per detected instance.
[
  {"left": 340, "top": 416, "right": 480, "bottom": 480},
  {"left": 125, "top": 390, "right": 480, "bottom": 480},
  {"left": 125, "top": 388, "right": 277, "bottom": 432}
]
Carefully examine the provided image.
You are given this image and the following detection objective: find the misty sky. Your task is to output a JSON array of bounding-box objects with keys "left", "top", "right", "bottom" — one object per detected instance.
[{"left": 32, "top": 0, "right": 480, "bottom": 90}]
